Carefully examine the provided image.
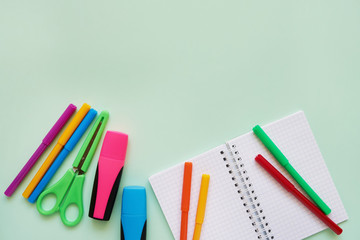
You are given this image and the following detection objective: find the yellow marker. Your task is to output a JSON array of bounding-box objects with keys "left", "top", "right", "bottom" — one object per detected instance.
[
  {"left": 193, "top": 174, "right": 210, "bottom": 240},
  {"left": 22, "top": 103, "right": 91, "bottom": 198}
]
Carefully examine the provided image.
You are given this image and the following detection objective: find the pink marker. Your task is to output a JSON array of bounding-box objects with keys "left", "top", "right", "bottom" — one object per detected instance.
[
  {"left": 89, "top": 131, "right": 128, "bottom": 221},
  {"left": 4, "top": 104, "right": 77, "bottom": 197}
]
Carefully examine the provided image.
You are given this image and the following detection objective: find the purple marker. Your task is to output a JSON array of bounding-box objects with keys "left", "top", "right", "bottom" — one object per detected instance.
[{"left": 4, "top": 104, "right": 77, "bottom": 197}]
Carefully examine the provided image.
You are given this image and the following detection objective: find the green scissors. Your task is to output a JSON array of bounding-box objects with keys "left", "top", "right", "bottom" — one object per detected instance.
[{"left": 36, "top": 111, "right": 109, "bottom": 227}]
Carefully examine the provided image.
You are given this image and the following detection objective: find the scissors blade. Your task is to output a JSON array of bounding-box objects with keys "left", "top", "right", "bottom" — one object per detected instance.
[
  {"left": 72, "top": 111, "right": 109, "bottom": 175},
  {"left": 77, "top": 121, "right": 102, "bottom": 174}
]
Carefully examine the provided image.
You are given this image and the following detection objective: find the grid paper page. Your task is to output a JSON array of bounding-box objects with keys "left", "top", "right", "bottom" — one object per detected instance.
[
  {"left": 149, "top": 145, "right": 258, "bottom": 240},
  {"left": 227, "top": 111, "right": 348, "bottom": 240}
]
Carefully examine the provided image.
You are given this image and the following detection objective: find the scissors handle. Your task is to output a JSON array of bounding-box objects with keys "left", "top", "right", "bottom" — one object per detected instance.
[
  {"left": 59, "top": 174, "right": 85, "bottom": 227},
  {"left": 36, "top": 169, "right": 74, "bottom": 215}
]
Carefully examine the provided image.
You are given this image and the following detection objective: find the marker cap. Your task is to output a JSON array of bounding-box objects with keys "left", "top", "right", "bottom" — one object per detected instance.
[{"left": 122, "top": 186, "right": 147, "bottom": 216}]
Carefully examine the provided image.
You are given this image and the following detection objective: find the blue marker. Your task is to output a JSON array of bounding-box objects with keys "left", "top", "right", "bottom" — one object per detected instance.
[
  {"left": 121, "top": 186, "right": 147, "bottom": 240},
  {"left": 28, "top": 109, "right": 97, "bottom": 203}
]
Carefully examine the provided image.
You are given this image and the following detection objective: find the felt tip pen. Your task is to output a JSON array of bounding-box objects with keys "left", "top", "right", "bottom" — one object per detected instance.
[
  {"left": 180, "top": 162, "right": 193, "bottom": 240},
  {"left": 193, "top": 174, "right": 210, "bottom": 240},
  {"left": 255, "top": 154, "right": 342, "bottom": 235},
  {"left": 252, "top": 125, "right": 331, "bottom": 215},
  {"left": 23, "top": 103, "right": 91, "bottom": 198},
  {"left": 4, "top": 104, "right": 76, "bottom": 197},
  {"left": 28, "top": 109, "right": 97, "bottom": 203}
]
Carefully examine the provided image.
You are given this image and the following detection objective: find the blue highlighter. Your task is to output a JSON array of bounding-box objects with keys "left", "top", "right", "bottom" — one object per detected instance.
[{"left": 121, "top": 186, "right": 147, "bottom": 240}]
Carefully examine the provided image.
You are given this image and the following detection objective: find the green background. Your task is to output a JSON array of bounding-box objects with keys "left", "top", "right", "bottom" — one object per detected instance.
[{"left": 0, "top": 0, "right": 359, "bottom": 239}]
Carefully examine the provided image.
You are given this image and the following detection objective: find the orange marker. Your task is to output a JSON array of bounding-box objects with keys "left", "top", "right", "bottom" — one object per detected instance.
[
  {"left": 22, "top": 103, "right": 91, "bottom": 198},
  {"left": 180, "top": 162, "right": 192, "bottom": 240}
]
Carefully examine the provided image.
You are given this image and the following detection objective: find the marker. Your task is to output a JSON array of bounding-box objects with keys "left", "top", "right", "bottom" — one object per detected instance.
[
  {"left": 28, "top": 109, "right": 97, "bottom": 203},
  {"left": 255, "top": 154, "right": 342, "bottom": 235},
  {"left": 23, "top": 103, "right": 90, "bottom": 198},
  {"left": 180, "top": 162, "right": 192, "bottom": 240},
  {"left": 193, "top": 174, "right": 210, "bottom": 240},
  {"left": 121, "top": 186, "right": 147, "bottom": 240},
  {"left": 253, "top": 125, "right": 331, "bottom": 215},
  {"left": 89, "top": 131, "right": 128, "bottom": 220},
  {"left": 4, "top": 104, "right": 76, "bottom": 197}
]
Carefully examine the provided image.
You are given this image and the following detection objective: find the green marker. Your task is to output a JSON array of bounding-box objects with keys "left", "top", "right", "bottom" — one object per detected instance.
[{"left": 253, "top": 125, "right": 331, "bottom": 215}]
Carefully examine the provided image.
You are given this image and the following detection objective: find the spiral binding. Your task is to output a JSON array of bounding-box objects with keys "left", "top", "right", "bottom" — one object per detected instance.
[{"left": 220, "top": 144, "right": 274, "bottom": 240}]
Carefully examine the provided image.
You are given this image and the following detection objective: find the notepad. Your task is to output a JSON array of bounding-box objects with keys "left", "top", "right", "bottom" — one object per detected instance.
[{"left": 149, "top": 111, "right": 348, "bottom": 240}]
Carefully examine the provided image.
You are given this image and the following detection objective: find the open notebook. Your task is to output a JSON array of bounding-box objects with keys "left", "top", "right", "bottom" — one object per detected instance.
[{"left": 149, "top": 111, "right": 348, "bottom": 240}]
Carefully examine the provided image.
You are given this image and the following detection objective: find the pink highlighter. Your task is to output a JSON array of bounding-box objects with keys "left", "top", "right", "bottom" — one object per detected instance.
[{"left": 89, "top": 131, "right": 128, "bottom": 221}]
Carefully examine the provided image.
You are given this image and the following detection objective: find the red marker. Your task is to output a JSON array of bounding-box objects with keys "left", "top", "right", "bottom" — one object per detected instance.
[
  {"left": 180, "top": 162, "right": 193, "bottom": 240},
  {"left": 255, "top": 154, "right": 343, "bottom": 235}
]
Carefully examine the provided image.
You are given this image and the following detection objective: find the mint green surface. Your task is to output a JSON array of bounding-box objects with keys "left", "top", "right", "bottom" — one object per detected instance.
[
  {"left": 1, "top": 0, "right": 359, "bottom": 239},
  {"left": 73, "top": 111, "right": 109, "bottom": 173},
  {"left": 37, "top": 169, "right": 84, "bottom": 227},
  {"left": 253, "top": 125, "right": 332, "bottom": 215}
]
